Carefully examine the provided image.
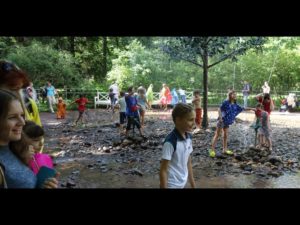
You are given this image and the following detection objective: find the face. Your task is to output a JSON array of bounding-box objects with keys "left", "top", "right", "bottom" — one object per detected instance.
[
  {"left": 176, "top": 111, "right": 195, "bottom": 133},
  {"left": 28, "top": 136, "right": 44, "bottom": 153},
  {"left": 229, "top": 92, "right": 237, "bottom": 101},
  {"left": 0, "top": 100, "right": 25, "bottom": 145}
]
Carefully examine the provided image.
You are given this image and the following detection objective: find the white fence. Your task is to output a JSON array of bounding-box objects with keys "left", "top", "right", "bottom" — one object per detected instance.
[{"left": 94, "top": 91, "right": 194, "bottom": 108}]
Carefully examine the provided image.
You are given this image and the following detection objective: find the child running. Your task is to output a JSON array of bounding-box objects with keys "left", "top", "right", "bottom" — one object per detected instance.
[{"left": 72, "top": 94, "right": 89, "bottom": 126}]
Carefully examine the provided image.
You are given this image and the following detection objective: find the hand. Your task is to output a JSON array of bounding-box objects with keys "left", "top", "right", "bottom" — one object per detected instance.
[{"left": 42, "top": 172, "right": 60, "bottom": 189}]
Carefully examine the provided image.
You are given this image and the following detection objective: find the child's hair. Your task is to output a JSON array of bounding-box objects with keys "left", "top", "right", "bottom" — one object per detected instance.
[
  {"left": 120, "top": 91, "right": 125, "bottom": 97},
  {"left": 79, "top": 94, "right": 84, "bottom": 98},
  {"left": 193, "top": 90, "right": 200, "bottom": 96},
  {"left": 23, "top": 120, "right": 44, "bottom": 138},
  {"left": 128, "top": 86, "right": 133, "bottom": 93},
  {"left": 172, "top": 103, "right": 194, "bottom": 123},
  {"left": 227, "top": 90, "right": 237, "bottom": 103},
  {"left": 263, "top": 93, "right": 270, "bottom": 100},
  {"left": 109, "top": 88, "right": 113, "bottom": 92}
]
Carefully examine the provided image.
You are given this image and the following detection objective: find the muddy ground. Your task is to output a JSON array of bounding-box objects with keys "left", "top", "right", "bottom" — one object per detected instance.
[{"left": 40, "top": 108, "right": 300, "bottom": 188}]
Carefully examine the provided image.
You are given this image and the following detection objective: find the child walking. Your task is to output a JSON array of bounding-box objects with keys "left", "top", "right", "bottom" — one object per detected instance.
[
  {"left": 56, "top": 97, "right": 66, "bottom": 119},
  {"left": 160, "top": 103, "right": 196, "bottom": 188}
]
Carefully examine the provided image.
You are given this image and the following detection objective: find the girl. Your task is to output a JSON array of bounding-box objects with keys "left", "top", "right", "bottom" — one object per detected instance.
[
  {"left": 11, "top": 121, "right": 54, "bottom": 175},
  {"left": 210, "top": 90, "right": 251, "bottom": 157}
]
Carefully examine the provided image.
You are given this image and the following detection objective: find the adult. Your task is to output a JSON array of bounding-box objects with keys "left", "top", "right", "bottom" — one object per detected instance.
[
  {"left": 262, "top": 81, "right": 270, "bottom": 94},
  {"left": 242, "top": 80, "right": 251, "bottom": 108},
  {"left": 46, "top": 81, "right": 57, "bottom": 113}
]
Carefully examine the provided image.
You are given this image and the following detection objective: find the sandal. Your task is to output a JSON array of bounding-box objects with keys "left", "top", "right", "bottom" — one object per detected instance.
[
  {"left": 224, "top": 150, "right": 233, "bottom": 155},
  {"left": 209, "top": 149, "right": 216, "bottom": 158}
]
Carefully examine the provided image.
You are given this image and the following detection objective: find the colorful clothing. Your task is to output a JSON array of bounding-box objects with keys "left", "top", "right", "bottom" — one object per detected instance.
[
  {"left": 75, "top": 97, "right": 88, "bottom": 112},
  {"left": 220, "top": 100, "right": 244, "bottom": 126},
  {"left": 56, "top": 100, "right": 66, "bottom": 119}
]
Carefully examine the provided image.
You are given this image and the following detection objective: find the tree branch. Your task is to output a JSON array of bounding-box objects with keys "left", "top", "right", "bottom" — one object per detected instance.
[{"left": 208, "top": 47, "right": 246, "bottom": 68}]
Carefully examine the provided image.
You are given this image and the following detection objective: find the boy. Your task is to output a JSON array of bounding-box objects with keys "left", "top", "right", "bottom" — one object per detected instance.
[
  {"left": 125, "top": 87, "right": 144, "bottom": 138},
  {"left": 192, "top": 90, "right": 202, "bottom": 131},
  {"left": 71, "top": 94, "right": 89, "bottom": 126},
  {"left": 160, "top": 103, "right": 196, "bottom": 188}
]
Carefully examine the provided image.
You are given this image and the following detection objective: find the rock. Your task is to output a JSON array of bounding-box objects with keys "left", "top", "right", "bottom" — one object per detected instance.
[
  {"left": 244, "top": 165, "right": 252, "bottom": 172},
  {"left": 71, "top": 170, "right": 80, "bottom": 175},
  {"left": 84, "top": 142, "right": 92, "bottom": 147},
  {"left": 253, "top": 156, "right": 260, "bottom": 162},
  {"left": 66, "top": 180, "right": 76, "bottom": 187},
  {"left": 216, "top": 161, "right": 222, "bottom": 166},
  {"left": 216, "top": 153, "right": 226, "bottom": 159},
  {"left": 235, "top": 155, "right": 243, "bottom": 161},
  {"left": 267, "top": 171, "right": 280, "bottom": 177},
  {"left": 268, "top": 156, "right": 283, "bottom": 165},
  {"left": 242, "top": 171, "right": 252, "bottom": 175},
  {"left": 131, "top": 169, "right": 143, "bottom": 176}
]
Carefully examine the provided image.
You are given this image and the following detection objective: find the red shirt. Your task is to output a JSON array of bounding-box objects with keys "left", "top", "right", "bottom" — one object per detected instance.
[
  {"left": 75, "top": 97, "right": 88, "bottom": 112},
  {"left": 258, "top": 96, "right": 272, "bottom": 115}
]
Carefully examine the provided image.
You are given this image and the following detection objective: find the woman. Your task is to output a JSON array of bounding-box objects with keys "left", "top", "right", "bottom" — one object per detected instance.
[
  {"left": 0, "top": 60, "right": 42, "bottom": 126},
  {"left": 146, "top": 84, "right": 154, "bottom": 110},
  {"left": 0, "top": 89, "right": 58, "bottom": 188}
]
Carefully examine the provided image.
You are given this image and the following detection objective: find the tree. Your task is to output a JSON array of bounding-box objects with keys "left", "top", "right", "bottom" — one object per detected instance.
[{"left": 163, "top": 37, "right": 266, "bottom": 129}]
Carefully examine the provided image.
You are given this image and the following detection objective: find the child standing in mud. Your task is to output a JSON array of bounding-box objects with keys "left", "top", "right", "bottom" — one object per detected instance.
[
  {"left": 160, "top": 103, "right": 196, "bottom": 188},
  {"left": 209, "top": 90, "right": 251, "bottom": 158},
  {"left": 251, "top": 103, "right": 272, "bottom": 151},
  {"left": 125, "top": 87, "right": 145, "bottom": 138}
]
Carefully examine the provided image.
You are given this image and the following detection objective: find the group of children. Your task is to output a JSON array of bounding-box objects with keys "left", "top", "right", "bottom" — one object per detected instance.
[{"left": 160, "top": 90, "right": 273, "bottom": 188}]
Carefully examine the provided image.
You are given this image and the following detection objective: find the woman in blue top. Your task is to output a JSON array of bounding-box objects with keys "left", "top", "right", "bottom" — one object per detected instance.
[{"left": 209, "top": 90, "right": 250, "bottom": 157}]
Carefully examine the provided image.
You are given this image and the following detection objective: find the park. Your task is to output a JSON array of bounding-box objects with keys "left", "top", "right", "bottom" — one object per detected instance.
[{"left": 0, "top": 37, "right": 300, "bottom": 188}]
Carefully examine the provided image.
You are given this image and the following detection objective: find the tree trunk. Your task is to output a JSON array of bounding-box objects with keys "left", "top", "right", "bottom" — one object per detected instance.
[
  {"left": 69, "top": 36, "right": 75, "bottom": 56},
  {"left": 202, "top": 49, "right": 209, "bottom": 129},
  {"left": 102, "top": 36, "right": 107, "bottom": 80}
]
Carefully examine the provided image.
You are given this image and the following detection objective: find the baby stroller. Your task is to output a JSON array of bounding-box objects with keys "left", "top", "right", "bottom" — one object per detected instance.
[{"left": 279, "top": 98, "right": 288, "bottom": 112}]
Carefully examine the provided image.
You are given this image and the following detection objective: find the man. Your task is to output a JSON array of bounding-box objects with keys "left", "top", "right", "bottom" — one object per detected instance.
[{"left": 242, "top": 80, "right": 251, "bottom": 108}]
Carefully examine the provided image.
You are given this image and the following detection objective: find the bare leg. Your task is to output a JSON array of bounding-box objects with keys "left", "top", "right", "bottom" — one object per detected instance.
[
  {"left": 222, "top": 128, "right": 228, "bottom": 153},
  {"left": 211, "top": 127, "right": 222, "bottom": 151}
]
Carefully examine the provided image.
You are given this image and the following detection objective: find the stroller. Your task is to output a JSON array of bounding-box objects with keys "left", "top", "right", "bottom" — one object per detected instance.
[{"left": 279, "top": 98, "right": 288, "bottom": 112}]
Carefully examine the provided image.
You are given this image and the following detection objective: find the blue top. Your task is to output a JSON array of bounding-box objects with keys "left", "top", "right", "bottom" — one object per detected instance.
[
  {"left": 220, "top": 100, "right": 244, "bottom": 126},
  {"left": 46, "top": 85, "right": 55, "bottom": 97},
  {"left": 125, "top": 95, "right": 139, "bottom": 117},
  {"left": 0, "top": 145, "right": 37, "bottom": 188}
]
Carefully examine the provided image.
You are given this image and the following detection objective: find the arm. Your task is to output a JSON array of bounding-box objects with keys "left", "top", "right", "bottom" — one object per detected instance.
[
  {"left": 270, "top": 99, "right": 274, "bottom": 111},
  {"left": 187, "top": 156, "right": 195, "bottom": 188},
  {"left": 160, "top": 159, "right": 169, "bottom": 188}
]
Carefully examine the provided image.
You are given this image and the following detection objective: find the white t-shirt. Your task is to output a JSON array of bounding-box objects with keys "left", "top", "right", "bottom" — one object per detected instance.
[
  {"left": 110, "top": 84, "right": 119, "bottom": 96},
  {"left": 161, "top": 133, "right": 193, "bottom": 188},
  {"left": 119, "top": 96, "right": 126, "bottom": 112},
  {"left": 178, "top": 89, "right": 185, "bottom": 96}
]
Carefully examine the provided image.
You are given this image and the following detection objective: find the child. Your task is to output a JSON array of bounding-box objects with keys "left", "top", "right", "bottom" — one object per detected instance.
[
  {"left": 72, "top": 94, "right": 89, "bottom": 125},
  {"left": 118, "top": 91, "right": 127, "bottom": 134},
  {"left": 210, "top": 90, "right": 250, "bottom": 157},
  {"left": 160, "top": 103, "right": 196, "bottom": 188},
  {"left": 56, "top": 97, "right": 66, "bottom": 119},
  {"left": 253, "top": 103, "right": 272, "bottom": 151},
  {"left": 137, "top": 86, "right": 149, "bottom": 128},
  {"left": 192, "top": 90, "right": 202, "bottom": 130},
  {"left": 125, "top": 87, "right": 144, "bottom": 138},
  {"left": 10, "top": 121, "right": 54, "bottom": 175}
]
